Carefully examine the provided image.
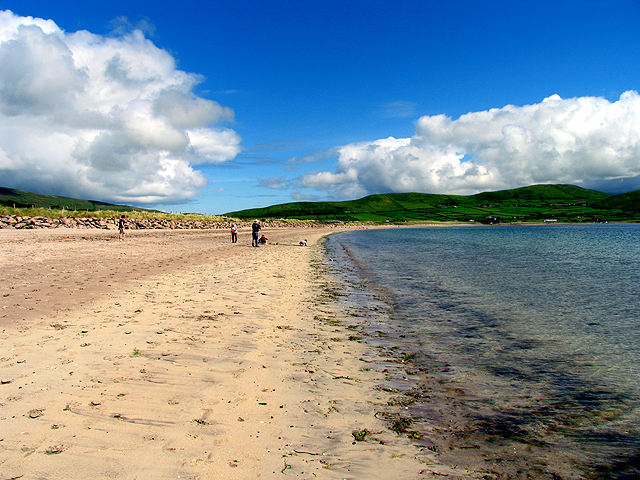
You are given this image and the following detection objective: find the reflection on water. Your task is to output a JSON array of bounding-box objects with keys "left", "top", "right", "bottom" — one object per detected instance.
[{"left": 323, "top": 225, "right": 640, "bottom": 479}]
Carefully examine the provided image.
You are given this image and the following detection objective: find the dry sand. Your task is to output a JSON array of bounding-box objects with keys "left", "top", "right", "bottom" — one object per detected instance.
[{"left": 0, "top": 226, "right": 479, "bottom": 479}]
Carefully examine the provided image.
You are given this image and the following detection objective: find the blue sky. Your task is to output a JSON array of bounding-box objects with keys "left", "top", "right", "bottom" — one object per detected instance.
[{"left": 1, "top": 1, "right": 639, "bottom": 214}]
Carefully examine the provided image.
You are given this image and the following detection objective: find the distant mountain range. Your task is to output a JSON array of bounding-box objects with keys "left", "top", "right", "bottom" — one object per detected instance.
[
  {"left": 3, "top": 184, "right": 640, "bottom": 223},
  {"left": 225, "top": 184, "right": 640, "bottom": 223}
]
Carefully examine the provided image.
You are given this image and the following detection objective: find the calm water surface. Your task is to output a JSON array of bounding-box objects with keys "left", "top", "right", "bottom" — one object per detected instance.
[{"left": 324, "top": 224, "right": 640, "bottom": 479}]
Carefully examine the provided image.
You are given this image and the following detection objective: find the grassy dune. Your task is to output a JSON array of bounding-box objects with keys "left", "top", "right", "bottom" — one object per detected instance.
[{"left": 0, "top": 206, "right": 229, "bottom": 223}]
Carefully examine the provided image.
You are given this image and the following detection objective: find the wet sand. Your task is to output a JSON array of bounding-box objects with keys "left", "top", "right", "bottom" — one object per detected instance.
[{"left": 0, "top": 226, "right": 479, "bottom": 479}]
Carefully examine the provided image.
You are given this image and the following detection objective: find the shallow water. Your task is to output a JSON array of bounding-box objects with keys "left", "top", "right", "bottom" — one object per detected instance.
[{"left": 323, "top": 224, "right": 640, "bottom": 479}]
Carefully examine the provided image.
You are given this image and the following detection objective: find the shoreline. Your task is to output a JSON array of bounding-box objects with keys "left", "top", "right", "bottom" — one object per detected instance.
[
  {"left": 326, "top": 226, "right": 640, "bottom": 480},
  {"left": 0, "top": 227, "right": 479, "bottom": 479}
]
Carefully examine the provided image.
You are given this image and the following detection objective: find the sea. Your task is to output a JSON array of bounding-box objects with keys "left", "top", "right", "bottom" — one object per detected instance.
[{"left": 322, "top": 224, "right": 640, "bottom": 479}]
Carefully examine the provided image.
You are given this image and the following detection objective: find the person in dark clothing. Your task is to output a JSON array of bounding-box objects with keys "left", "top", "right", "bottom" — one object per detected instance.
[
  {"left": 118, "top": 215, "right": 126, "bottom": 240},
  {"left": 251, "top": 220, "right": 261, "bottom": 247}
]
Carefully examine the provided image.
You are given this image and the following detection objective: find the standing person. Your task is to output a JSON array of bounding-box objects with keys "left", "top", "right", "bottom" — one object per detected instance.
[
  {"left": 251, "top": 220, "right": 261, "bottom": 247},
  {"left": 118, "top": 215, "right": 126, "bottom": 240},
  {"left": 231, "top": 223, "right": 238, "bottom": 243}
]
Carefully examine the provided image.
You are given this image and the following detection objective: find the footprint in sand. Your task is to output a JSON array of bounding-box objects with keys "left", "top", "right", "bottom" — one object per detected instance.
[
  {"left": 27, "top": 408, "right": 45, "bottom": 418},
  {"left": 44, "top": 444, "right": 68, "bottom": 455}
]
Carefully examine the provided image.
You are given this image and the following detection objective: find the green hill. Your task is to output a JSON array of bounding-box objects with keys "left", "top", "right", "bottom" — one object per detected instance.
[
  {"left": 3, "top": 184, "right": 638, "bottom": 224},
  {"left": 225, "top": 184, "right": 639, "bottom": 223},
  {"left": 0, "top": 187, "right": 158, "bottom": 213},
  {"left": 598, "top": 189, "right": 640, "bottom": 213}
]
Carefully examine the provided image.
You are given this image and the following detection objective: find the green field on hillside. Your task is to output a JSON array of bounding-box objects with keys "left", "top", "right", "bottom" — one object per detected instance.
[
  {"left": 3, "top": 184, "right": 639, "bottom": 224},
  {"left": 0, "top": 187, "right": 156, "bottom": 213},
  {"left": 225, "top": 184, "right": 640, "bottom": 223}
]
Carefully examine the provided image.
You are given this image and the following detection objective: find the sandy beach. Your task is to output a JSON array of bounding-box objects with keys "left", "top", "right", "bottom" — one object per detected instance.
[{"left": 0, "top": 226, "right": 478, "bottom": 479}]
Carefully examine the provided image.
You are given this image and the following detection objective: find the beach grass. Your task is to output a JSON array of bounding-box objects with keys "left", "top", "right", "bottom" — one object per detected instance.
[{"left": 0, "top": 206, "right": 231, "bottom": 222}]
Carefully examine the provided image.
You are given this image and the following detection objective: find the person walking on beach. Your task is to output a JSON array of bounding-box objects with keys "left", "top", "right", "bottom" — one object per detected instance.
[
  {"left": 251, "top": 220, "right": 261, "bottom": 247},
  {"left": 231, "top": 223, "right": 238, "bottom": 243},
  {"left": 118, "top": 215, "right": 126, "bottom": 240}
]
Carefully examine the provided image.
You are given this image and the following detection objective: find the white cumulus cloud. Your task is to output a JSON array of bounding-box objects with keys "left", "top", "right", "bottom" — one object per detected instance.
[
  {"left": 0, "top": 10, "right": 241, "bottom": 205},
  {"left": 302, "top": 92, "right": 640, "bottom": 197}
]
